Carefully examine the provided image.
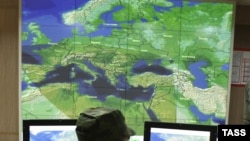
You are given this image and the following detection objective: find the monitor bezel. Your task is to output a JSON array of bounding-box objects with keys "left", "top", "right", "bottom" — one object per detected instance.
[
  {"left": 22, "top": 119, "right": 77, "bottom": 141},
  {"left": 143, "top": 121, "right": 217, "bottom": 141}
]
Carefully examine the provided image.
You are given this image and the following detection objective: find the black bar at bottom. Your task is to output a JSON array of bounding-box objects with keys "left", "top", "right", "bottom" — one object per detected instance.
[{"left": 217, "top": 124, "right": 250, "bottom": 141}]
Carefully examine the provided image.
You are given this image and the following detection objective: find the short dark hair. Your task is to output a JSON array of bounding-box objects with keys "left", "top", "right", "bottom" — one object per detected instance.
[{"left": 75, "top": 107, "right": 135, "bottom": 141}]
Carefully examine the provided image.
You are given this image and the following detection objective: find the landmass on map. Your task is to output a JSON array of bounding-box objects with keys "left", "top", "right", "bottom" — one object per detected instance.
[{"left": 21, "top": 0, "right": 234, "bottom": 134}]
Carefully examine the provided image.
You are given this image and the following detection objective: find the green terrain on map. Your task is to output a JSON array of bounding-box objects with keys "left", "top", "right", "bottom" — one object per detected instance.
[{"left": 21, "top": 0, "right": 234, "bottom": 134}]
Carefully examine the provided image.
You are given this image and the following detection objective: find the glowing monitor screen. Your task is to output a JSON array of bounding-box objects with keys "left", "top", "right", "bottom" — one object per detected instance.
[
  {"left": 23, "top": 119, "right": 77, "bottom": 141},
  {"left": 144, "top": 121, "right": 217, "bottom": 141},
  {"left": 22, "top": 0, "right": 235, "bottom": 135}
]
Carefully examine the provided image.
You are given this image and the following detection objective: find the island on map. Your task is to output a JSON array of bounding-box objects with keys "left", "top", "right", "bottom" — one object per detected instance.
[{"left": 22, "top": 0, "right": 234, "bottom": 134}]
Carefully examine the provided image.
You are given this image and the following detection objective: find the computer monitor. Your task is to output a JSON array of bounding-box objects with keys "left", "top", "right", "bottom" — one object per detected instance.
[
  {"left": 22, "top": 119, "right": 78, "bottom": 141},
  {"left": 143, "top": 121, "right": 217, "bottom": 141}
]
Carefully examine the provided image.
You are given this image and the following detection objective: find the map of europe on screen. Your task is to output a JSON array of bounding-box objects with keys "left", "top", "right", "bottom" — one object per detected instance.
[{"left": 21, "top": 0, "right": 234, "bottom": 134}]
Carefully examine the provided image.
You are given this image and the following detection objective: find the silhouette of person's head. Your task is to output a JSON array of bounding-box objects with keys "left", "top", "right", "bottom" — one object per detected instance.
[{"left": 75, "top": 107, "right": 135, "bottom": 141}]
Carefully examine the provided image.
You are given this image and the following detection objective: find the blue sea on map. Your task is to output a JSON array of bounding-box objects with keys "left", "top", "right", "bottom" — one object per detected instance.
[{"left": 21, "top": 0, "right": 234, "bottom": 131}]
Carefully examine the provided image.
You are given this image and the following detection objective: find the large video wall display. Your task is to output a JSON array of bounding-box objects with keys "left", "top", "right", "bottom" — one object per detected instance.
[{"left": 21, "top": 0, "right": 235, "bottom": 134}]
